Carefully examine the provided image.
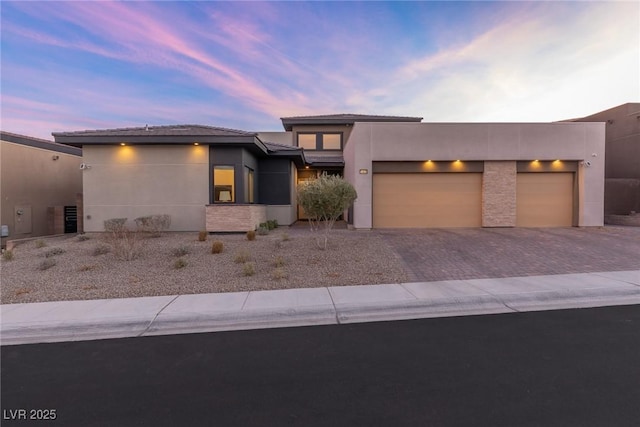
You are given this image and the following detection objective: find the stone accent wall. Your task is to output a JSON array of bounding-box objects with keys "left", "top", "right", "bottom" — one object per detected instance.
[
  {"left": 205, "top": 204, "right": 267, "bottom": 232},
  {"left": 482, "top": 161, "right": 516, "bottom": 227}
]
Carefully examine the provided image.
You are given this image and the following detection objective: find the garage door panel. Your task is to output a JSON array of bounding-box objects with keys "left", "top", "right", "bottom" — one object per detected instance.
[
  {"left": 516, "top": 173, "right": 573, "bottom": 227},
  {"left": 373, "top": 173, "right": 482, "bottom": 228}
]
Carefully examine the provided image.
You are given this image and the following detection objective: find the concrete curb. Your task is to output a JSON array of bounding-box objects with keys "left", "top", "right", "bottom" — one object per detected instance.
[{"left": 2, "top": 269, "right": 639, "bottom": 346}]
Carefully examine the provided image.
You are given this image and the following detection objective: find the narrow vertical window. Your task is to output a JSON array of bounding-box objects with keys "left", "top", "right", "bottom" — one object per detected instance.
[
  {"left": 214, "top": 166, "right": 234, "bottom": 202},
  {"left": 244, "top": 167, "right": 255, "bottom": 203}
]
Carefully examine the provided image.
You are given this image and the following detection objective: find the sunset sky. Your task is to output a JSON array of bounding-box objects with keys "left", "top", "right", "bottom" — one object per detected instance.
[{"left": 1, "top": 1, "right": 638, "bottom": 140}]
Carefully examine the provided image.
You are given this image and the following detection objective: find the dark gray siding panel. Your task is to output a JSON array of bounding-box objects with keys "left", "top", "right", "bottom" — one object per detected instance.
[{"left": 258, "top": 159, "right": 291, "bottom": 205}]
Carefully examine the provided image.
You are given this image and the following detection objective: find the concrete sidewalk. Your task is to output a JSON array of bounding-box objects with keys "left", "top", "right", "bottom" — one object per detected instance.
[{"left": 2, "top": 269, "right": 639, "bottom": 346}]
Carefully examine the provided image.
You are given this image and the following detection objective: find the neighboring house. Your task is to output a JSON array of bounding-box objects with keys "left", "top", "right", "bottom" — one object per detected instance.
[
  {"left": 567, "top": 102, "right": 640, "bottom": 216},
  {"left": 1, "top": 131, "right": 83, "bottom": 247},
  {"left": 53, "top": 115, "right": 605, "bottom": 232}
]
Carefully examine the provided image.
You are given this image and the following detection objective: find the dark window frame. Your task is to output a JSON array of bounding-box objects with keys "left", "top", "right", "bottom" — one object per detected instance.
[{"left": 296, "top": 132, "right": 343, "bottom": 151}]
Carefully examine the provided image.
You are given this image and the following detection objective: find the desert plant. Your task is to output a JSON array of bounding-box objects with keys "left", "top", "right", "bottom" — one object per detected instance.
[
  {"left": 211, "top": 241, "right": 224, "bottom": 254},
  {"left": 271, "top": 267, "right": 287, "bottom": 280},
  {"left": 273, "top": 255, "right": 286, "bottom": 268},
  {"left": 242, "top": 261, "right": 256, "bottom": 276},
  {"left": 77, "top": 234, "right": 91, "bottom": 242},
  {"left": 266, "top": 219, "right": 278, "bottom": 230},
  {"left": 92, "top": 244, "right": 111, "bottom": 256},
  {"left": 38, "top": 258, "right": 56, "bottom": 271},
  {"left": 246, "top": 230, "right": 256, "bottom": 241},
  {"left": 297, "top": 174, "right": 357, "bottom": 249},
  {"left": 281, "top": 231, "right": 290, "bottom": 241},
  {"left": 234, "top": 249, "right": 251, "bottom": 263},
  {"left": 174, "top": 258, "right": 188, "bottom": 269},
  {"left": 172, "top": 245, "right": 190, "bottom": 257},
  {"left": 2, "top": 250, "right": 14, "bottom": 261},
  {"left": 134, "top": 214, "right": 171, "bottom": 237},
  {"left": 44, "top": 247, "right": 65, "bottom": 258},
  {"left": 198, "top": 231, "right": 208, "bottom": 242},
  {"left": 78, "top": 264, "right": 98, "bottom": 272},
  {"left": 104, "top": 218, "right": 128, "bottom": 234},
  {"left": 256, "top": 226, "right": 269, "bottom": 236},
  {"left": 105, "top": 226, "right": 145, "bottom": 261},
  {"left": 35, "top": 239, "right": 47, "bottom": 248}
]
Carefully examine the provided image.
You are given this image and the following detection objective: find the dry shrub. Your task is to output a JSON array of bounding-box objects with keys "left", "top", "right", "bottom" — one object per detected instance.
[
  {"left": 246, "top": 230, "right": 256, "bottom": 241},
  {"left": 104, "top": 219, "right": 145, "bottom": 261},
  {"left": 44, "top": 247, "right": 65, "bottom": 258},
  {"left": 211, "top": 241, "right": 224, "bottom": 254},
  {"left": 271, "top": 267, "right": 287, "bottom": 280},
  {"left": 134, "top": 214, "right": 171, "bottom": 237},
  {"left": 273, "top": 255, "right": 286, "bottom": 268},
  {"left": 243, "top": 262, "right": 256, "bottom": 276},
  {"left": 38, "top": 258, "right": 56, "bottom": 271},
  {"left": 92, "top": 244, "right": 110, "bottom": 256},
  {"left": 174, "top": 258, "right": 188, "bottom": 269},
  {"left": 172, "top": 245, "right": 190, "bottom": 257},
  {"left": 2, "top": 250, "right": 14, "bottom": 261},
  {"left": 234, "top": 249, "right": 251, "bottom": 263},
  {"left": 198, "top": 231, "right": 208, "bottom": 242},
  {"left": 35, "top": 239, "right": 47, "bottom": 248}
]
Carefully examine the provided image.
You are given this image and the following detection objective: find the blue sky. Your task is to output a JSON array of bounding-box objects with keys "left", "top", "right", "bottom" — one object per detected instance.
[{"left": 1, "top": 1, "right": 638, "bottom": 140}]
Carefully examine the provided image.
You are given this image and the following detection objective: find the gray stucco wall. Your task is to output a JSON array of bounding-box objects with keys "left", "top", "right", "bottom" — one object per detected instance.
[{"left": 344, "top": 122, "right": 605, "bottom": 229}]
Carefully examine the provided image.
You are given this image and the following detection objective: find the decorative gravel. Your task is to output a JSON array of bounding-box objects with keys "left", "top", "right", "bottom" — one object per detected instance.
[{"left": 0, "top": 228, "right": 409, "bottom": 304}]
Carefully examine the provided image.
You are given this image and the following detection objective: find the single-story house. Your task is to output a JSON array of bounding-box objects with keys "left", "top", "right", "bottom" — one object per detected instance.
[
  {"left": 1, "top": 131, "right": 83, "bottom": 247},
  {"left": 52, "top": 114, "right": 605, "bottom": 232}
]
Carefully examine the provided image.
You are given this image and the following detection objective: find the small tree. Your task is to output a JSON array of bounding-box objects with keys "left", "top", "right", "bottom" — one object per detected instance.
[{"left": 297, "top": 174, "right": 357, "bottom": 249}]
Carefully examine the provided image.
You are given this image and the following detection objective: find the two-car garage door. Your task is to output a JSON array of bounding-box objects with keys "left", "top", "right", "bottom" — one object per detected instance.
[
  {"left": 373, "top": 173, "right": 482, "bottom": 228},
  {"left": 372, "top": 172, "right": 574, "bottom": 228}
]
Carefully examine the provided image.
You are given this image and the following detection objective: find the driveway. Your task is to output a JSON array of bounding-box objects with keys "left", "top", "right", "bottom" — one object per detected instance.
[{"left": 377, "top": 226, "right": 640, "bottom": 282}]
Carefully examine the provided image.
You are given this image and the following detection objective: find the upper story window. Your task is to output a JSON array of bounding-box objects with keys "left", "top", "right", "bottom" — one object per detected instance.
[{"left": 297, "top": 133, "right": 343, "bottom": 150}]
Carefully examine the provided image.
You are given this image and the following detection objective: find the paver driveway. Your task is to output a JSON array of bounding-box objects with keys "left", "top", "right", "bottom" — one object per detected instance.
[{"left": 377, "top": 226, "right": 640, "bottom": 282}]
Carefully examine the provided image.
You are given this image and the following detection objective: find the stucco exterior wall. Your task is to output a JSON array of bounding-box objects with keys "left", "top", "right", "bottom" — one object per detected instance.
[
  {"left": 1, "top": 140, "right": 82, "bottom": 243},
  {"left": 344, "top": 122, "right": 605, "bottom": 229},
  {"left": 81, "top": 145, "right": 209, "bottom": 232}
]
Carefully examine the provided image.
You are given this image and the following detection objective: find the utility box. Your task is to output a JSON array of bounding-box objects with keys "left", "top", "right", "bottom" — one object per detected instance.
[{"left": 1, "top": 225, "right": 8, "bottom": 237}]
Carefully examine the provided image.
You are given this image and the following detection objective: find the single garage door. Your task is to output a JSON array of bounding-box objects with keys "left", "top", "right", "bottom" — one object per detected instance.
[
  {"left": 373, "top": 173, "right": 482, "bottom": 228},
  {"left": 516, "top": 173, "right": 574, "bottom": 227}
]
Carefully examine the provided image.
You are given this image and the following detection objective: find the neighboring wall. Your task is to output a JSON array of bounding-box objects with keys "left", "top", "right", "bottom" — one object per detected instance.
[
  {"left": 81, "top": 145, "right": 209, "bottom": 232},
  {"left": 344, "top": 122, "right": 605, "bottom": 229},
  {"left": 0, "top": 134, "right": 82, "bottom": 244}
]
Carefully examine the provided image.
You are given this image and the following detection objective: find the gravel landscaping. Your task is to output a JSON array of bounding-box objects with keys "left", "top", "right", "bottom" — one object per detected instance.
[{"left": 0, "top": 227, "right": 409, "bottom": 304}]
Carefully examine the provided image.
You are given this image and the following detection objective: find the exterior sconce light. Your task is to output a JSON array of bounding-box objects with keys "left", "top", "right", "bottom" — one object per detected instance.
[
  {"left": 359, "top": 169, "right": 368, "bottom": 174},
  {"left": 52, "top": 155, "right": 59, "bottom": 161}
]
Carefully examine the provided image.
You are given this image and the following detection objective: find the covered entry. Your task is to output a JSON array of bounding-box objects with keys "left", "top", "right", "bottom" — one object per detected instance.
[
  {"left": 373, "top": 172, "right": 482, "bottom": 228},
  {"left": 516, "top": 172, "right": 574, "bottom": 227}
]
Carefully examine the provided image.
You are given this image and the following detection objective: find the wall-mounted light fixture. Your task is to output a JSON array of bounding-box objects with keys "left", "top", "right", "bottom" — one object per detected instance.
[
  {"left": 120, "top": 143, "right": 126, "bottom": 146},
  {"left": 52, "top": 155, "right": 59, "bottom": 161},
  {"left": 359, "top": 169, "right": 368, "bottom": 174}
]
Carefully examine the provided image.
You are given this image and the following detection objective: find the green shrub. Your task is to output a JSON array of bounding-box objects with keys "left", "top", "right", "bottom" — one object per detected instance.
[
  {"left": 134, "top": 214, "right": 171, "bottom": 237},
  {"left": 256, "top": 226, "right": 269, "bottom": 236},
  {"left": 35, "top": 239, "right": 47, "bottom": 248},
  {"left": 38, "top": 258, "right": 56, "bottom": 271},
  {"left": 243, "top": 262, "right": 256, "bottom": 276},
  {"left": 246, "top": 230, "right": 256, "bottom": 241},
  {"left": 92, "top": 244, "right": 111, "bottom": 256},
  {"left": 266, "top": 219, "right": 278, "bottom": 230},
  {"left": 211, "top": 241, "right": 224, "bottom": 254},
  {"left": 172, "top": 245, "right": 190, "bottom": 257},
  {"left": 174, "top": 258, "right": 188, "bottom": 269},
  {"left": 2, "top": 250, "right": 14, "bottom": 261},
  {"left": 271, "top": 267, "right": 287, "bottom": 280},
  {"left": 234, "top": 249, "right": 251, "bottom": 263},
  {"left": 44, "top": 247, "right": 65, "bottom": 258},
  {"left": 198, "top": 231, "right": 208, "bottom": 242}
]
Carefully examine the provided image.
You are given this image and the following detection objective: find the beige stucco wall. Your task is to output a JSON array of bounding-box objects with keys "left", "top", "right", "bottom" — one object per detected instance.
[
  {"left": 81, "top": 145, "right": 209, "bottom": 232},
  {"left": 344, "top": 122, "right": 605, "bottom": 229},
  {"left": 0, "top": 140, "right": 82, "bottom": 243}
]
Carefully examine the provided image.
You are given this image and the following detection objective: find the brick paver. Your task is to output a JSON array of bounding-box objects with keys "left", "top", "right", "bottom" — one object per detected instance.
[{"left": 377, "top": 226, "right": 640, "bottom": 282}]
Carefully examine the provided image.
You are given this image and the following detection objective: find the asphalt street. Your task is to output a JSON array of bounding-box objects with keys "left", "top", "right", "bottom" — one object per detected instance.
[{"left": 2, "top": 305, "right": 640, "bottom": 427}]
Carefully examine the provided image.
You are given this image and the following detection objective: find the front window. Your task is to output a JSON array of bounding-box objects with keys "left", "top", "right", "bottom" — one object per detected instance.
[
  {"left": 297, "top": 133, "right": 342, "bottom": 150},
  {"left": 214, "top": 166, "right": 234, "bottom": 202}
]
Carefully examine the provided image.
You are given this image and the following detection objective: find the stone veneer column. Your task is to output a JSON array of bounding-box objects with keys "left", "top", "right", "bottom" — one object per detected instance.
[{"left": 482, "top": 161, "right": 517, "bottom": 227}]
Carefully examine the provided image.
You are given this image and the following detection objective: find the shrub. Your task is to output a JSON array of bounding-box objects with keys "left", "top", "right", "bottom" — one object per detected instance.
[
  {"left": 35, "top": 239, "right": 47, "bottom": 248},
  {"left": 106, "top": 227, "right": 145, "bottom": 261},
  {"left": 172, "top": 245, "right": 190, "bottom": 257},
  {"left": 273, "top": 255, "right": 286, "bottom": 268},
  {"left": 38, "top": 258, "right": 56, "bottom": 271},
  {"left": 78, "top": 264, "right": 98, "bottom": 272},
  {"left": 234, "top": 249, "right": 251, "bottom": 263},
  {"left": 246, "top": 230, "right": 256, "bottom": 241},
  {"left": 77, "top": 234, "right": 91, "bottom": 242},
  {"left": 281, "top": 232, "right": 290, "bottom": 241},
  {"left": 2, "top": 250, "right": 14, "bottom": 261},
  {"left": 104, "top": 218, "right": 128, "bottom": 233},
  {"left": 198, "top": 231, "right": 208, "bottom": 242},
  {"left": 211, "top": 241, "right": 224, "bottom": 254},
  {"left": 266, "top": 219, "right": 278, "bottom": 230},
  {"left": 92, "top": 244, "right": 111, "bottom": 256},
  {"left": 271, "top": 267, "right": 287, "bottom": 280},
  {"left": 44, "top": 247, "right": 65, "bottom": 258},
  {"left": 256, "top": 226, "right": 269, "bottom": 236},
  {"left": 297, "top": 174, "right": 357, "bottom": 249},
  {"left": 134, "top": 214, "right": 171, "bottom": 237},
  {"left": 174, "top": 258, "right": 188, "bottom": 269},
  {"left": 242, "top": 262, "right": 256, "bottom": 276}
]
